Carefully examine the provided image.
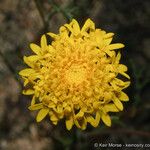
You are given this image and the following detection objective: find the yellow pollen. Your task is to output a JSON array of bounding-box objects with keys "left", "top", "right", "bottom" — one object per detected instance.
[{"left": 65, "top": 65, "right": 87, "bottom": 86}]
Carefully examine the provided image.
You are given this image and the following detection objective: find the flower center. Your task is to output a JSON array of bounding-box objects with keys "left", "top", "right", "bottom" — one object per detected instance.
[{"left": 65, "top": 65, "right": 87, "bottom": 86}]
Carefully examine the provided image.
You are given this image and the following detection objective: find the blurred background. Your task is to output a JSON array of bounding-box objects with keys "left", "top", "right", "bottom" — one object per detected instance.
[{"left": 0, "top": 0, "right": 150, "bottom": 150}]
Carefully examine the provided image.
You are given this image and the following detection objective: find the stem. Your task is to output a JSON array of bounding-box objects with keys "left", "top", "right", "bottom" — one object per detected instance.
[
  {"left": 0, "top": 51, "right": 20, "bottom": 83},
  {"left": 34, "top": 0, "right": 48, "bottom": 31},
  {"left": 70, "top": 128, "right": 77, "bottom": 150},
  {"left": 48, "top": 0, "right": 72, "bottom": 22}
]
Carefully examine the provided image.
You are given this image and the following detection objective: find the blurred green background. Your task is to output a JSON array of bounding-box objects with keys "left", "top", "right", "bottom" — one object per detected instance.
[{"left": 0, "top": 0, "right": 150, "bottom": 150}]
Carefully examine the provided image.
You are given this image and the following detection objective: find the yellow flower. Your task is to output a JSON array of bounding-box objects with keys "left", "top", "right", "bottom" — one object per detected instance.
[{"left": 19, "top": 19, "right": 130, "bottom": 130}]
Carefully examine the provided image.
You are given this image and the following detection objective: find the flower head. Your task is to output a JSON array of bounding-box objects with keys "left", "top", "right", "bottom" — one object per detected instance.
[{"left": 19, "top": 19, "right": 130, "bottom": 130}]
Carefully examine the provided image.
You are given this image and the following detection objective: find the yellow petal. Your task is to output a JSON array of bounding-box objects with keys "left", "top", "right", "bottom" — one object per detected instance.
[
  {"left": 113, "top": 79, "right": 131, "bottom": 89},
  {"left": 103, "top": 104, "right": 119, "bottom": 112},
  {"left": 111, "top": 81, "right": 119, "bottom": 91},
  {"left": 74, "top": 113, "right": 87, "bottom": 130},
  {"left": 72, "top": 20, "right": 80, "bottom": 34},
  {"left": 118, "top": 92, "right": 129, "bottom": 101},
  {"left": 36, "top": 108, "right": 49, "bottom": 122},
  {"left": 28, "top": 103, "right": 43, "bottom": 110},
  {"left": 31, "top": 96, "right": 36, "bottom": 105},
  {"left": 75, "top": 117, "right": 87, "bottom": 130},
  {"left": 50, "top": 113, "right": 58, "bottom": 122},
  {"left": 81, "top": 122, "right": 87, "bottom": 130},
  {"left": 123, "top": 81, "right": 131, "bottom": 88},
  {"left": 104, "top": 38, "right": 113, "bottom": 46},
  {"left": 105, "top": 49, "right": 115, "bottom": 57},
  {"left": 19, "top": 68, "right": 35, "bottom": 76},
  {"left": 23, "top": 56, "right": 32, "bottom": 67},
  {"left": 66, "top": 116, "right": 74, "bottom": 130},
  {"left": 107, "top": 43, "right": 125, "bottom": 50},
  {"left": 47, "top": 32, "right": 58, "bottom": 39},
  {"left": 41, "top": 35, "right": 47, "bottom": 50},
  {"left": 104, "top": 33, "right": 114, "bottom": 39},
  {"left": 64, "top": 19, "right": 80, "bottom": 35},
  {"left": 24, "top": 55, "right": 39, "bottom": 62},
  {"left": 30, "top": 43, "right": 41, "bottom": 55},
  {"left": 113, "top": 78, "right": 128, "bottom": 86},
  {"left": 115, "top": 52, "right": 121, "bottom": 64},
  {"left": 113, "top": 97, "right": 123, "bottom": 111},
  {"left": 23, "top": 56, "right": 39, "bottom": 70},
  {"left": 120, "top": 72, "right": 130, "bottom": 79},
  {"left": 48, "top": 102, "right": 55, "bottom": 108},
  {"left": 22, "top": 77, "right": 29, "bottom": 86},
  {"left": 56, "top": 105, "right": 63, "bottom": 114},
  {"left": 86, "top": 111, "right": 101, "bottom": 127},
  {"left": 81, "top": 18, "right": 95, "bottom": 32},
  {"left": 48, "top": 45, "right": 55, "bottom": 53},
  {"left": 93, "top": 101, "right": 101, "bottom": 109},
  {"left": 95, "top": 111, "right": 101, "bottom": 127},
  {"left": 59, "top": 26, "right": 68, "bottom": 34},
  {"left": 64, "top": 106, "right": 72, "bottom": 114},
  {"left": 76, "top": 110, "right": 84, "bottom": 118},
  {"left": 118, "top": 64, "right": 127, "bottom": 72},
  {"left": 22, "top": 89, "right": 34, "bottom": 95},
  {"left": 101, "top": 113, "right": 111, "bottom": 127},
  {"left": 52, "top": 121, "right": 58, "bottom": 125},
  {"left": 112, "top": 80, "right": 130, "bottom": 90}
]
